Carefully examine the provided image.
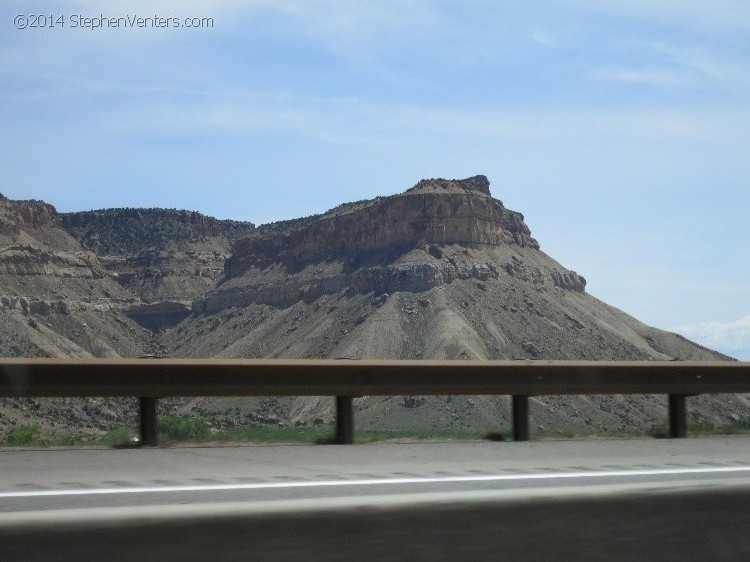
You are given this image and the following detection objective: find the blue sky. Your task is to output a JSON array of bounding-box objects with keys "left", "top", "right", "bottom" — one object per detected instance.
[{"left": 1, "top": 1, "right": 748, "bottom": 359}]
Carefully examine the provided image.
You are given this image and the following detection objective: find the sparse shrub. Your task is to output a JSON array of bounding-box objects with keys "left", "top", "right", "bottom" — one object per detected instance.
[
  {"left": 102, "top": 427, "right": 135, "bottom": 446},
  {"left": 688, "top": 418, "right": 717, "bottom": 434},
  {"left": 52, "top": 436, "right": 79, "bottom": 446},
  {"left": 157, "top": 416, "right": 210, "bottom": 442},
  {"left": 649, "top": 422, "right": 670, "bottom": 439},
  {"left": 482, "top": 431, "right": 507, "bottom": 442},
  {"left": 5, "top": 423, "right": 40, "bottom": 446}
]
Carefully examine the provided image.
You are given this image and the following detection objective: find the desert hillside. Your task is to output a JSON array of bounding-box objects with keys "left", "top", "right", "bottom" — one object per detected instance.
[{"left": 0, "top": 180, "right": 744, "bottom": 439}]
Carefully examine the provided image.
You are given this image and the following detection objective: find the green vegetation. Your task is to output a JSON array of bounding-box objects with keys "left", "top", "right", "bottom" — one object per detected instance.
[
  {"left": 354, "top": 428, "right": 492, "bottom": 443},
  {"left": 4, "top": 423, "right": 41, "bottom": 446},
  {"left": 60, "top": 209, "right": 254, "bottom": 256},
  {"left": 686, "top": 418, "right": 721, "bottom": 435},
  {"left": 2, "top": 424, "right": 129, "bottom": 447},
  {"left": 157, "top": 415, "right": 211, "bottom": 443},
  {"left": 101, "top": 427, "right": 137, "bottom": 447},
  {"left": 213, "top": 427, "right": 497, "bottom": 444},
  {"left": 643, "top": 417, "right": 750, "bottom": 439},
  {"left": 5, "top": 417, "right": 750, "bottom": 448},
  {"left": 215, "top": 426, "right": 333, "bottom": 444},
  {"left": 50, "top": 435, "right": 80, "bottom": 446}
]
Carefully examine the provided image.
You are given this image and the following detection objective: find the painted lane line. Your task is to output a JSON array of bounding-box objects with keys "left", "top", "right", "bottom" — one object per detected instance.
[{"left": 2, "top": 466, "right": 749, "bottom": 499}]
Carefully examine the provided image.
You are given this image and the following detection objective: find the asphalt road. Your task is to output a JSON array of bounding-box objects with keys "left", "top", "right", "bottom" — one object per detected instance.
[
  {"left": 2, "top": 436, "right": 750, "bottom": 512},
  {"left": 3, "top": 437, "right": 750, "bottom": 561}
]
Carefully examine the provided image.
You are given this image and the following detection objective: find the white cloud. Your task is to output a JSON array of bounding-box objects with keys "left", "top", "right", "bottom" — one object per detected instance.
[
  {"left": 529, "top": 29, "right": 570, "bottom": 50},
  {"left": 65, "top": 0, "right": 436, "bottom": 38},
  {"left": 674, "top": 315, "right": 750, "bottom": 359},
  {"left": 626, "top": 41, "right": 750, "bottom": 94},
  {"left": 563, "top": 0, "right": 750, "bottom": 31},
  {"left": 67, "top": 0, "right": 259, "bottom": 15},
  {"left": 102, "top": 91, "right": 750, "bottom": 147},
  {"left": 596, "top": 68, "right": 697, "bottom": 88},
  {"left": 530, "top": 30, "right": 555, "bottom": 47}
]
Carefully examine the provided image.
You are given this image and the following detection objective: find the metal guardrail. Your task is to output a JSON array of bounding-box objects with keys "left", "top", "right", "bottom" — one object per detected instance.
[{"left": 2, "top": 358, "right": 749, "bottom": 445}]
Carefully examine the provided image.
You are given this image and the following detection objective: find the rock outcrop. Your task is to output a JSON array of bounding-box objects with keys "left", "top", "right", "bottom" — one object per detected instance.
[
  {"left": 61, "top": 208, "right": 255, "bottom": 302},
  {"left": 0, "top": 197, "right": 117, "bottom": 286},
  {"left": 405, "top": 175, "right": 492, "bottom": 195},
  {"left": 0, "top": 198, "right": 255, "bottom": 356},
  {"left": 0, "top": 197, "right": 57, "bottom": 238},
  {"left": 0, "top": 245, "right": 106, "bottom": 278},
  {"left": 203, "top": 176, "right": 583, "bottom": 313},
  {"left": 226, "top": 175, "right": 539, "bottom": 277}
]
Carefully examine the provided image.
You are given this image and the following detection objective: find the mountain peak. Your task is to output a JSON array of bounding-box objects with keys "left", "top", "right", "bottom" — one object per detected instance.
[
  {"left": 224, "top": 175, "right": 539, "bottom": 281},
  {"left": 405, "top": 175, "right": 491, "bottom": 196}
]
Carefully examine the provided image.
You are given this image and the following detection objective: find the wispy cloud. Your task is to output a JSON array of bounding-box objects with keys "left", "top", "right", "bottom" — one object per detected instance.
[
  {"left": 66, "top": 0, "right": 261, "bottom": 16},
  {"left": 530, "top": 30, "right": 564, "bottom": 49},
  {"left": 102, "top": 91, "right": 750, "bottom": 146},
  {"left": 625, "top": 41, "right": 750, "bottom": 94},
  {"left": 563, "top": 0, "right": 750, "bottom": 31},
  {"left": 674, "top": 315, "right": 750, "bottom": 359},
  {"left": 596, "top": 67, "right": 697, "bottom": 88}
]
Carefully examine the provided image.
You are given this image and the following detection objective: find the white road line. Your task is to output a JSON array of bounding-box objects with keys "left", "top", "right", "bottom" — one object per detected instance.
[{"left": 2, "top": 466, "right": 749, "bottom": 499}]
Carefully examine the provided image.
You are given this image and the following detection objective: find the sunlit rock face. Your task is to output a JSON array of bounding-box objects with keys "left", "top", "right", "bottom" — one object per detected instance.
[
  {"left": 199, "top": 176, "right": 584, "bottom": 314},
  {"left": 226, "top": 175, "right": 543, "bottom": 277}
]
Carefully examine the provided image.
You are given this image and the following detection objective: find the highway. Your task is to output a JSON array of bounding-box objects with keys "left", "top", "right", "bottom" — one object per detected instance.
[
  {"left": 2, "top": 436, "right": 750, "bottom": 512},
  {"left": 2, "top": 437, "right": 750, "bottom": 560}
]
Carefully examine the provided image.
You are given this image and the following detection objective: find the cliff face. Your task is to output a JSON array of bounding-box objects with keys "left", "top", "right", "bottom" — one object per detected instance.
[
  {"left": 0, "top": 197, "right": 111, "bottom": 283},
  {"left": 0, "top": 197, "right": 154, "bottom": 361},
  {"left": 162, "top": 175, "right": 744, "bottom": 437},
  {"left": 0, "top": 200, "right": 256, "bottom": 359},
  {"left": 198, "top": 176, "right": 584, "bottom": 314},
  {"left": 60, "top": 208, "right": 255, "bottom": 302},
  {"left": 173, "top": 175, "right": 727, "bottom": 366},
  {"left": 227, "top": 176, "right": 540, "bottom": 277},
  {"left": 0, "top": 197, "right": 57, "bottom": 237}
]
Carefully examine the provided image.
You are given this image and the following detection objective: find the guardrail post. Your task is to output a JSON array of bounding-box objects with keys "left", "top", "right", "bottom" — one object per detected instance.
[
  {"left": 669, "top": 394, "right": 687, "bottom": 438},
  {"left": 140, "top": 397, "right": 158, "bottom": 446},
  {"left": 512, "top": 395, "right": 529, "bottom": 441},
  {"left": 336, "top": 396, "right": 354, "bottom": 444}
]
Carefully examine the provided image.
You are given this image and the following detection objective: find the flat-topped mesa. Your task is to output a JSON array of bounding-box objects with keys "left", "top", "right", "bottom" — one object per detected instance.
[
  {"left": 226, "top": 176, "right": 538, "bottom": 277},
  {"left": 405, "top": 175, "right": 492, "bottom": 196}
]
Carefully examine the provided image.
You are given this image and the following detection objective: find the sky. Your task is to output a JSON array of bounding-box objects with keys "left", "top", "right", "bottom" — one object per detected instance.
[{"left": 1, "top": 0, "right": 748, "bottom": 359}]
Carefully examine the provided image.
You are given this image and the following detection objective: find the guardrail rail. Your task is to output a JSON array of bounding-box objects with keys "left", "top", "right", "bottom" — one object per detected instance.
[{"left": 2, "top": 358, "right": 749, "bottom": 445}]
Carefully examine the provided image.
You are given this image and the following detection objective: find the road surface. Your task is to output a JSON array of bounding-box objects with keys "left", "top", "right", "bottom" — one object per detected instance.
[{"left": 2, "top": 437, "right": 750, "bottom": 560}]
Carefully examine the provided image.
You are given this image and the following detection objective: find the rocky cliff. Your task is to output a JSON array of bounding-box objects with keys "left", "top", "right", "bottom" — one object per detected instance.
[
  {"left": 0, "top": 197, "right": 256, "bottom": 360},
  {"left": 162, "top": 176, "right": 744, "bottom": 437},
  {"left": 227, "top": 175, "right": 541, "bottom": 275},
  {"left": 0, "top": 194, "right": 57, "bottom": 236},
  {"left": 61, "top": 208, "right": 255, "bottom": 302},
  {"left": 0, "top": 196, "right": 106, "bottom": 280},
  {"left": 0, "top": 198, "right": 256, "bottom": 438},
  {"left": 1, "top": 179, "right": 746, "bottom": 441},
  {"left": 171, "top": 173, "right": 710, "bottom": 364},
  {"left": 197, "top": 176, "right": 585, "bottom": 314}
]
